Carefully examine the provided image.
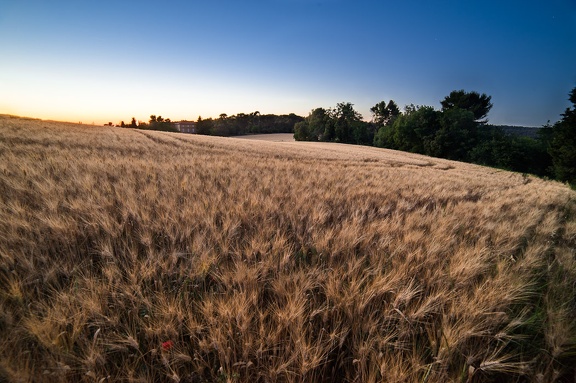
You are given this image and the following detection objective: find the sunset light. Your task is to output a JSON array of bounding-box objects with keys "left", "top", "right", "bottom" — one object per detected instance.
[
  {"left": 1, "top": 0, "right": 574, "bottom": 125},
  {"left": 1, "top": 1, "right": 576, "bottom": 381}
]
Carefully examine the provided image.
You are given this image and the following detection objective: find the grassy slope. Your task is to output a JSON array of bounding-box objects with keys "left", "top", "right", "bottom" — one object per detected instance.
[{"left": 1, "top": 115, "right": 575, "bottom": 383}]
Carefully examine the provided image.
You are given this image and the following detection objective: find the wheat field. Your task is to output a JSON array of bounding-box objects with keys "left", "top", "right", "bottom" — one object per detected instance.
[{"left": 1, "top": 114, "right": 575, "bottom": 383}]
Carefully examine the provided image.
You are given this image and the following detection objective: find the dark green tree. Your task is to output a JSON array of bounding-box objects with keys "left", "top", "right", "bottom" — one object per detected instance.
[
  {"left": 294, "top": 108, "right": 332, "bottom": 141},
  {"left": 148, "top": 115, "right": 175, "bottom": 132},
  {"left": 130, "top": 117, "right": 137, "bottom": 128},
  {"left": 469, "top": 126, "right": 552, "bottom": 176},
  {"left": 323, "top": 117, "right": 336, "bottom": 142},
  {"left": 430, "top": 108, "right": 477, "bottom": 161},
  {"left": 370, "top": 100, "right": 400, "bottom": 126},
  {"left": 441, "top": 90, "right": 493, "bottom": 123},
  {"left": 332, "top": 102, "right": 363, "bottom": 143},
  {"left": 374, "top": 105, "right": 440, "bottom": 153},
  {"left": 234, "top": 113, "right": 250, "bottom": 134},
  {"left": 293, "top": 121, "right": 308, "bottom": 141},
  {"left": 248, "top": 111, "right": 261, "bottom": 133},
  {"left": 549, "top": 87, "right": 576, "bottom": 184},
  {"left": 309, "top": 108, "right": 331, "bottom": 141},
  {"left": 196, "top": 116, "right": 214, "bottom": 135},
  {"left": 350, "top": 120, "right": 372, "bottom": 145}
]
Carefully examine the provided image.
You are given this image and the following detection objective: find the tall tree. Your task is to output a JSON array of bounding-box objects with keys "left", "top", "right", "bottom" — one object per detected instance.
[
  {"left": 196, "top": 116, "right": 214, "bottom": 135},
  {"left": 549, "top": 87, "right": 576, "bottom": 185},
  {"left": 148, "top": 115, "right": 175, "bottom": 132},
  {"left": 370, "top": 100, "right": 400, "bottom": 126},
  {"left": 431, "top": 108, "right": 477, "bottom": 160},
  {"left": 293, "top": 120, "right": 310, "bottom": 141},
  {"left": 294, "top": 108, "right": 331, "bottom": 141},
  {"left": 332, "top": 102, "right": 363, "bottom": 143},
  {"left": 441, "top": 90, "right": 493, "bottom": 123},
  {"left": 374, "top": 105, "right": 440, "bottom": 153}
]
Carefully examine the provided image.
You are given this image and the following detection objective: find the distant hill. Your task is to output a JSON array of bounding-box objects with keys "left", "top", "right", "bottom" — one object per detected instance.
[{"left": 491, "top": 124, "right": 541, "bottom": 139}]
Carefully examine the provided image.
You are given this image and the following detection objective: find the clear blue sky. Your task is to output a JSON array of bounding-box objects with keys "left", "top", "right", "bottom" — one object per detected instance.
[{"left": 1, "top": 0, "right": 575, "bottom": 126}]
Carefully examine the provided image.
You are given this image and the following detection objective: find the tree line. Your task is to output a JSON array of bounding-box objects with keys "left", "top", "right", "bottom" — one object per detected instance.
[
  {"left": 295, "top": 88, "right": 576, "bottom": 186},
  {"left": 113, "top": 87, "right": 575, "bottom": 185},
  {"left": 195, "top": 112, "right": 303, "bottom": 136},
  {"left": 116, "top": 113, "right": 304, "bottom": 136}
]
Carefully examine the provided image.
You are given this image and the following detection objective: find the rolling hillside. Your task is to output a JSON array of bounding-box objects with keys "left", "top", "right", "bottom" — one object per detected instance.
[{"left": 1, "top": 115, "right": 575, "bottom": 383}]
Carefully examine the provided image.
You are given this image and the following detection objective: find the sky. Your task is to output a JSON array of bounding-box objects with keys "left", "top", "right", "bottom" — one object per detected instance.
[{"left": 1, "top": 0, "right": 575, "bottom": 126}]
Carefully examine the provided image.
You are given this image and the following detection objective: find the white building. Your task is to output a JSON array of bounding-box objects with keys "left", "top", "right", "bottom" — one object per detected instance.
[{"left": 174, "top": 121, "right": 196, "bottom": 133}]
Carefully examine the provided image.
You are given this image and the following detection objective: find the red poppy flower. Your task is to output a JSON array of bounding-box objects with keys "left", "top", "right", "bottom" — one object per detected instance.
[{"left": 162, "top": 340, "right": 174, "bottom": 351}]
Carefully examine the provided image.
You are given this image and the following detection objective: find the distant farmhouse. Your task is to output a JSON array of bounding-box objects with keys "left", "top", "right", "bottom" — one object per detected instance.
[{"left": 174, "top": 121, "right": 196, "bottom": 134}]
